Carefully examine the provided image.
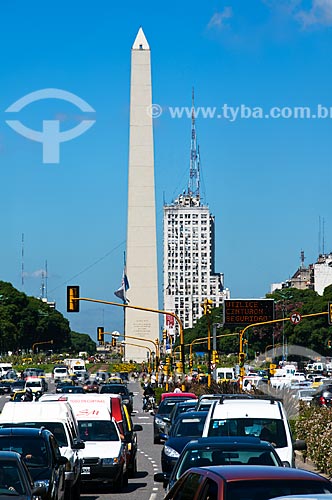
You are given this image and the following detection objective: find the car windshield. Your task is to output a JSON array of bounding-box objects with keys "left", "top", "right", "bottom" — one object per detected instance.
[
  {"left": 176, "top": 447, "right": 280, "bottom": 479},
  {"left": 0, "top": 437, "right": 49, "bottom": 467},
  {"left": 0, "top": 462, "right": 26, "bottom": 495},
  {"left": 0, "top": 423, "right": 68, "bottom": 447},
  {"left": 78, "top": 420, "right": 119, "bottom": 441},
  {"left": 172, "top": 417, "right": 206, "bottom": 438},
  {"left": 208, "top": 418, "right": 287, "bottom": 448},
  {"left": 157, "top": 400, "right": 185, "bottom": 416},
  {"left": 226, "top": 479, "right": 332, "bottom": 500}
]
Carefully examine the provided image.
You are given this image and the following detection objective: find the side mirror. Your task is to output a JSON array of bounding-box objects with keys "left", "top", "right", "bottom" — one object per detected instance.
[
  {"left": 72, "top": 439, "right": 85, "bottom": 450},
  {"left": 129, "top": 392, "right": 134, "bottom": 396},
  {"left": 150, "top": 411, "right": 156, "bottom": 416},
  {"left": 163, "top": 417, "right": 171, "bottom": 423},
  {"left": 32, "top": 485, "right": 47, "bottom": 498},
  {"left": 133, "top": 424, "right": 143, "bottom": 432},
  {"left": 293, "top": 439, "right": 306, "bottom": 451},
  {"left": 160, "top": 433, "right": 168, "bottom": 441},
  {"left": 154, "top": 472, "right": 170, "bottom": 484},
  {"left": 58, "top": 456, "right": 69, "bottom": 465}
]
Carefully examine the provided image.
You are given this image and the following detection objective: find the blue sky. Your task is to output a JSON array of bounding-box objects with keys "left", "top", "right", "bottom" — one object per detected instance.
[{"left": 1, "top": 0, "right": 331, "bottom": 342}]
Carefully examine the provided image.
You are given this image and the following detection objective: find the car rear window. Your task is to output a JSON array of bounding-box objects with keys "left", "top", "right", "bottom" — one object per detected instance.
[
  {"left": 0, "top": 436, "right": 49, "bottom": 467},
  {"left": 226, "top": 479, "right": 332, "bottom": 500},
  {"left": 208, "top": 418, "right": 287, "bottom": 448}
]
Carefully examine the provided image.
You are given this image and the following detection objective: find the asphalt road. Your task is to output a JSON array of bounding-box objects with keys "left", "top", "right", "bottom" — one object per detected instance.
[{"left": 0, "top": 380, "right": 165, "bottom": 500}]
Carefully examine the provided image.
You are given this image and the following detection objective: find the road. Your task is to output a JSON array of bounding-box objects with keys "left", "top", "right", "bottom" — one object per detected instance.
[{"left": 0, "top": 380, "right": 165, "bottom": 500}]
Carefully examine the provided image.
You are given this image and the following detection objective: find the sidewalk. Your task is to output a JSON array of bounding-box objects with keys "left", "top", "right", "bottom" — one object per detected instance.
[{"left": 295, "top": 451, "right": 330, "bottom": 479}]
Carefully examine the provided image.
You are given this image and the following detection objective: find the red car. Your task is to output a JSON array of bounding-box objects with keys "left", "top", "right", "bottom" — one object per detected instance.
[
  {"left": 82, "top": 380, "right": 99, "bottom": 393},
  {"left": 164, "top": 465, "right": 332, "bottom": 500}
]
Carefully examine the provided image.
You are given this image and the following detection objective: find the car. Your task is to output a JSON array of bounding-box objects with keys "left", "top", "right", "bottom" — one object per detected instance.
[
  {"left": 0, "top": 401, "right": 85, "bottom": 500},
  {"left": 161, "top": 411, "right": 208, "bottom": 473},
  {"left": 202, "top": 394, "right": 306, "bottom": 466},
  {"left": 0, "top": 380, "right": 12, "bottom": 395},
  {"left": 9, "top": 380, "right": 26, "bottom": 396},
  {"left": 0, "top": 450, "right": 47, "bottom": 500},
  {"left": 153, "top": 397, "right": 197, "bottom": 444},
  {"left": 82, "top": 380, "right": 99, "bottom": 393},
  {"left": 0, "top": 427, "right": 68, "bottom": 500},
  {"left": 58, "top": 386, "right": 85, "bottom": 394},
  {"left": 93, "top": 371, "right": 110, "bottom": 384},
  {"left": 10, "top": 390, "right": 26, "bottom": 402},
  {"left": 293, "top": 388, "right": 317, "bottom": 404},
  {"left": 99, "top": 384, "right": 134, "bottom": 414},
  {"left": 55, "top": 380, "right": 75, "bottom": 393},
  {"left": 155, "top": 436, "right": 283, "bottom": 491},
  {"left": 163, "top": 465, "right": 332, "bottom": 500},
  {"left": 164, "top": 401, "right": 199, "bottom": 436},
  {"left": 311, "top": 385, "right": 332, "bottom": 407},
  {"left": 161, "top": 392, "right": 197, "bottom": 402}
]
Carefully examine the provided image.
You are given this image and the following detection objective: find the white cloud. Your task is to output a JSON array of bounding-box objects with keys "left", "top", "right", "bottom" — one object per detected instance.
[
  {"left": 207, "top": 7, "right": 233, "bottom": 30},
  {"left": 296, "top": 0, "right": 332, "bottom": 27}
]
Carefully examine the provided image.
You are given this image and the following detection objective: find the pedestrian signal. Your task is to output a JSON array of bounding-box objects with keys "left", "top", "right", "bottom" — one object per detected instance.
[{"left": 111, "top": 338, "right": 117, "bottom": 348}]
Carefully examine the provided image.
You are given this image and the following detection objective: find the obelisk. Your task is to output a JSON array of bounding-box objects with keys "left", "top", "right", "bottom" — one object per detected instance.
[{"left": 125, "top": 28, "right": 159, "bottom": 363}]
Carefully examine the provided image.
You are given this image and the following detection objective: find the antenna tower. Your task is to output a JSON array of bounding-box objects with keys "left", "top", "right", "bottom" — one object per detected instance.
[
  {"left": 188, "top": 88, "right": 200, "bottom": 200},
  {"left": 21, "top": 233, "right": 24, "bottom": 289}
]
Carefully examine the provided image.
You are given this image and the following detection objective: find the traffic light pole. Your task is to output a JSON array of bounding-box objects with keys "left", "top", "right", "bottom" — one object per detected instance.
[
  {"left": 238, "top": 311, "right": 329, "bottom": 388},
  {"left": 207, "top": 318, "right": 212, "bottom": 387},
  {"left": 68, "top": 290, "right": 186, "bottom": 390}
]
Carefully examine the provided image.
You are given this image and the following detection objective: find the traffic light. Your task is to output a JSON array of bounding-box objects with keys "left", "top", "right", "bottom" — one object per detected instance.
[
  {"left": 67, "top": 286, "right": 80, "bottom": 312},
  {"left": 162, "top": 330, "right": 167, "bottom": 341},
  {"left": 97, "top": 327, "right": 104, "bottom": 345},
  {"left": 166, "top": 357, "right": 171, "bottom": 365},
  {"left": 328, "top": 340, "right": 332, "bottom": 348},
  {"left": 239, "top": 352, "right": 245, "bottom": 367},
  {"left": 201, "top": 298, "right": 213, "bottom": 315},
  {"left": 269, "top": 363, "right": 277, "bottom": 375},
  {"left": 111, "top": 338, "right": 117, "bottom": 348},
  {"left": 206, "top": 299, "right": 213, "bottom": 315},
  {"left": 329, "top": 302, "right": 332, "bottom": 325},
  {"left": 189, "top": 358, "right": 193, "bottom": 369}
]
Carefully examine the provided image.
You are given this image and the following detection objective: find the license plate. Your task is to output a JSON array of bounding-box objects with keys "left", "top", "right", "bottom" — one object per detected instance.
[{"left": 81, "top": 467, "right": 90, "bottom": 475}]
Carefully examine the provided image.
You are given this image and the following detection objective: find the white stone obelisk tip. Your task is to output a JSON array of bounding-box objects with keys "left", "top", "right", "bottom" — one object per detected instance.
[{"left": 132, "top": 27, "right": 150, "bottom": 50}]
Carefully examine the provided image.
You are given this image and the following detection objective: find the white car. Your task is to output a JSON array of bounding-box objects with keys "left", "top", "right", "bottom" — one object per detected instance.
[{"left": 202, "top": 395, "right": 306, "bottom": 467}]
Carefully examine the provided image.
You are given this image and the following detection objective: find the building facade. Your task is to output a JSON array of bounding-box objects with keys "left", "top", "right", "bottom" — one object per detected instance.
[{"left": 163, "top": 192, "right": 229, "bottom": 332}]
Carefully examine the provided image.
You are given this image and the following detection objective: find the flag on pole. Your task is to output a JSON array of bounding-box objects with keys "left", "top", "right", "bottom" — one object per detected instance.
[{"left": 114, "top": 268, "right": 130, "bottom": 303}]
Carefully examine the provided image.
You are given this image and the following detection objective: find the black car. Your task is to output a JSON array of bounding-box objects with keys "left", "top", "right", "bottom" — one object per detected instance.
[
  {"left": 0, "top": 450, "right": 47, "bottom": 500},
  {"left": 164, "top": 401, "right": 198, "bottom": 436},
  {"left": 9, "top": 380, "right": 26, "bottom": 396},
  {"left": 0, "top": 427, "right": 68, "bottom": 500},
  {"left": 99, "top": 384, "right": 134, "bottom": 413},
  {"left": 161, "top": 411, "right": 208, "bottom": 473},
  {"left": 58, "top": 386, "right": 85, "bottom": 394},
  {"left": 153, "top": 397, "right": 194, "bottom": 444},
  {"left": 155, "top": 436, "right": 283, "bottom": 491},
  {"left": 0, "top": 380, "right": 12, "bottom": 395},
  {"left": 311, "top": 384, "right": 332, "bottom": 406}
]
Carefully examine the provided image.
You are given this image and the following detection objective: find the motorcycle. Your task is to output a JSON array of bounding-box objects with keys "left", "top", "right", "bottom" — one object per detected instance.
[{"left": 143, "top": 394, "right": 156, "bottom": 412}]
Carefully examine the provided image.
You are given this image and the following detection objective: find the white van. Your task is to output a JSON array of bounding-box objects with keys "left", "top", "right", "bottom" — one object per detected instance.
[
  {"left": 68, "top": 399, "right": 127, "bottom": 490},
  {"left": 53, "top": 366, "right": 70, "bottom": 382},
  {"left": 0, "top": 401, "right": 84, "bottom": 500},
  {"left": 216, "top": 367, "right": 236, "bottom": 383},
  {"left": 202, "top": 395, "right": 306, "bottom": 467},
  {"left": 0, "top": 363, "right": 13, "bottom": 378}
]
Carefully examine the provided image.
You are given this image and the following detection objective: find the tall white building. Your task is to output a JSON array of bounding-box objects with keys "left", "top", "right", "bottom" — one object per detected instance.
[{"left": 163, "top": 93, "right": 229, "bottom": 332}]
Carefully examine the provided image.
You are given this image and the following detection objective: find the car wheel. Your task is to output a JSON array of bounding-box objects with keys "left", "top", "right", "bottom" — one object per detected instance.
[
  {"left": 128, "top": 458, "right": 137, "bottom": 478},
  {"left": 71, "top": 478, "right": 81, "bottom": 500},
  {"left": 154, "top": 436, "right": 160, "bottom": 444},
  {"left": 113, "top": 469, "right": 124, "bottom": 492},
  {"left": 123, "top": 471, "right": 128, "bottom": 487}
]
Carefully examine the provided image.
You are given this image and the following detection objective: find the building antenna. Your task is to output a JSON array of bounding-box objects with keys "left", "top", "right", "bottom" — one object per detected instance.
[
  {"left": 21, "top": 233, "right": 24, "bottom": 289},
  {"left": 45, "top": 260, "right": 48, "bottom": 299},
  {"left": 300, "top": 250, "right": 305, "bottom": 269},
  {"left": 322, "top": 217, "right": 325, "bottom": 255},
  {"left": 318, "top": 216, "right": 321, "bottom": 255},
  {"left": 188, "top": 87, "right": 200, "bottom": 200}
]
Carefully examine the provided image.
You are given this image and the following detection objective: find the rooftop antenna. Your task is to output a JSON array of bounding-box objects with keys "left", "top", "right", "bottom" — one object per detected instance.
[
  {"left": 300, "top": 250, "right": 305, "bottom": 269},
  {"left": 21, "top": 233, "right": 24, "bottom": 289},
  {"left": 322, "top": 218, "right": 325, "bottom": 255},
  {"left": 188, "top": 87, "right": 200, "bottom": 200}
]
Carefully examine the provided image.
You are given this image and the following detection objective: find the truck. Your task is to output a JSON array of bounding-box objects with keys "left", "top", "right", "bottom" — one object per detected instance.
[
  {"left": 64, "top": 359, "right": 87, "bottom": 381},
  {"left": 216, "top": 367, "right": 236, "bottom": 383}
]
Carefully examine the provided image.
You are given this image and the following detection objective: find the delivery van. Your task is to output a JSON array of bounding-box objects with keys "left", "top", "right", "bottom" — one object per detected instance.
[{"left": 68, "top": 399, "right": 127, "bottom": 490}]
